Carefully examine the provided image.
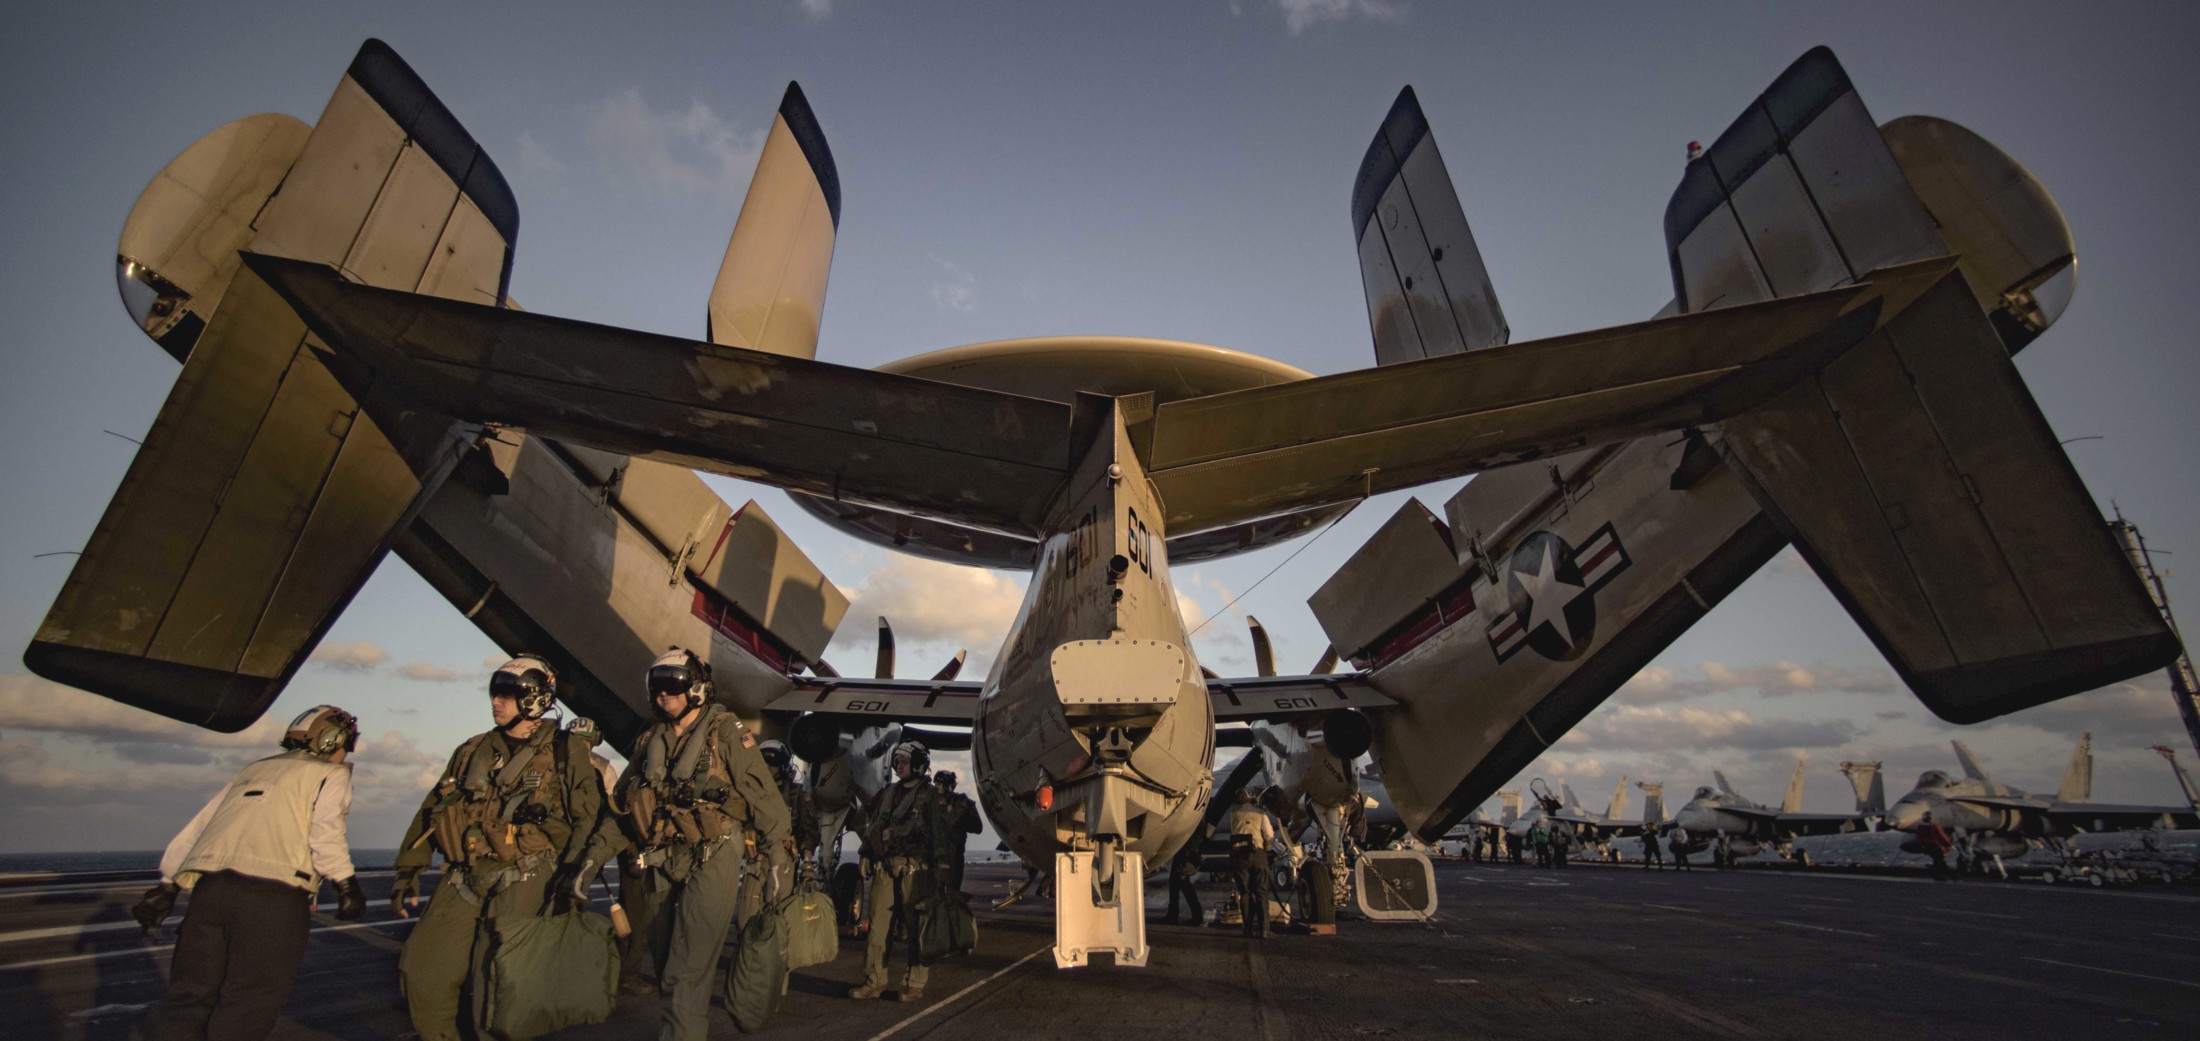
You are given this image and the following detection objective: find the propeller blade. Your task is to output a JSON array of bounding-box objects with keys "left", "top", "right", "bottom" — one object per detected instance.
[
  {"left": 931, "top": 649, "right": 967, "bottom": 681},
  {"left": 1248, "top": 615, "right": 1276, "bottom": 678},
  {"left": 875, "top": 616, "right": 896, "bottom": 679}
]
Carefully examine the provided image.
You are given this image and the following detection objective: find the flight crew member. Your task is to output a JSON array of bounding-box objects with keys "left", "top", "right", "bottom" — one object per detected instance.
[
  {"left": 760, "top": 740, "right": 822, "bottom": 870},
  {"left": 1669, "top": 830, "right": 1693, "bottom": 871},
  {"left": 582, "top": 648, "right": 791, "bottom": 1041},
  {"left": 134, "top": 706, "right": 365, "bottom": 1041},
  {"left": 1916, "top": 811, "right": 1957, "bottom": 881},
  {"left": 1548, "top": 822, "right": 1571, "bottom": 869},
  {"left": 391, "top": 657, "right": 601, "bottom": 1041},
  {"left": 1641, "top": 827, "right": 1665, "bottom": 870},
  {"left": 732, "top": 741, "right": 813, "bottom": 927},
  {"left": 1529, "top": 821, "right": 1550, "bottom": 867},
  {"left": 1163, "top": 816, "right": 1213, "bottom": 925},
  {"left": 935, "top": 769, "right": 983, "bottom": 895},
  {"left": 850, "top": 742, "right": 948, "bottom": 1001},
  {"left": 568, "top": 717, "right": 656, "bottom": 994},
  {"left": 1228, "top": 788, "right": 1276, "bottom": 939}
]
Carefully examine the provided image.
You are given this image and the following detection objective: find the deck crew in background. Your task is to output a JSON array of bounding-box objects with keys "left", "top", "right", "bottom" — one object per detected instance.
[
  {"left": 134, "top": 705, "right": 364, "bottom": 1041},
  {"left": 1229, "top": 788, "right": 1276, "bottom": 939},
  {"left": 935, "top": 770, "right": 982, "bottom": 895},
  {"left": 584, "top": 648, "right": 790, "bottom": 1041},
  {"left": 849, "top": 742, "right": 946, "bottom": 1001},
  {"left": 391, "top": 657, "right": 600, "bottom": 1041},
  {"left": 1641, "top": 826, "right": 1665, "bottom": 870},
  {"left": 569, "top": 717, "right": 655, "bottom": 994}
]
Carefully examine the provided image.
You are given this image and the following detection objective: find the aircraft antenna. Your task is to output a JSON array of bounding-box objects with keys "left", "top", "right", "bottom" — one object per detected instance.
[
  {"left": 2111, "top": 510, "right": 2200, "bottom": 759},
  {"left": 1186, "top": 495, "right": 1365, "bottom": 639}
]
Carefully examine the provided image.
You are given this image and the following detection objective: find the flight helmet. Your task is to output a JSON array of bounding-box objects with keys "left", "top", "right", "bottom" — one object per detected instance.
[
  {"left": 490, "top": 656, "right": 559, "bottom": 720},
  {"left": 284, "top": 705, "right": 360, "bottom": 758},
  {"left": 891, "top": 741, "right": 931, "bottom": 776},
  {"left": 647, "top": 648, "right": 712, "bottom": 713}
]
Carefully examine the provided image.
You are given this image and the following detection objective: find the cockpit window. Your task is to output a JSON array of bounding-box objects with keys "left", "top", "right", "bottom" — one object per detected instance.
[
  {"left": 1915, "top": 770, "right": 1952, "bottom": 789},
  {"left": 1693, "top": 786, "right": 1715, "bottom": 799}
]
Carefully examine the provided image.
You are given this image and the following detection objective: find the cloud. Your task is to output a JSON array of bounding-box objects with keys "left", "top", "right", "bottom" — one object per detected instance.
[
  {"left": 928, "top": 255, "right": 977, "bottom": 313},
  {"left": 1272, "top": 0, "right": 1405, "bottom": 34},
  {"left": 310, "top": 641, "right": 389, "bottom": 673},
  {"left": 584, "top": 88, "right": 767, "bottom": 195},
  {"left": 828, "top": 557, "right": 1027, "bottom": 673},
  {"left": 798, "top": 0, "right": 832, "bottom": 17},
  {"left": 1997, "top": 674, "right": 2187, "bottom": 747},
  {"left": 1567, "top": 702, "right": 1859, "bottom": 753},
  {"left": 397, "top": 661, "right": 471, "bottom": 683},
  {"left": 0, "top": 674, "right": 282, "bottom": 747},
  {"left": 1616, "top": 658, "right": 1897, "bottom": 704},
  {"left": 512, "top": 130, "right": 564, "bottom": 178}
]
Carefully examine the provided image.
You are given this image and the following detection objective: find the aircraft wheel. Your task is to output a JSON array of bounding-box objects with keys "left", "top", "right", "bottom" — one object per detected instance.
[
  {"left": 2088, "top": 874, "right": 2104, "bottom": 888},
  {"left": 1795, "top": 850, "right": 1814, "bottom": 870},
  {"left": 2041, "top": 869, "right": 2058, "bottom": 885}
]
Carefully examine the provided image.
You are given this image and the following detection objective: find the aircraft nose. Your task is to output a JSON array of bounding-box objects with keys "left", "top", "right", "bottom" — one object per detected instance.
[{"left": 1885, "top": 801, "right": 1923, "bottom": 831}]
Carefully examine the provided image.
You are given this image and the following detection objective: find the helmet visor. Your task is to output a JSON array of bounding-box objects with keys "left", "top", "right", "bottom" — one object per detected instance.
[
  {"left": 489, "top": 668, "right": 550, "bottom": 700},
  {"left": 647, "top": 664, "right": 695, "bottom": 700}
]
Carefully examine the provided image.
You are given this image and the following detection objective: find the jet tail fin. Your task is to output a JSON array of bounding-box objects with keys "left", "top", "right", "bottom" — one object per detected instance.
[
  {"left": 708, "top": 82, "right": 840, "bottom": 359},
  {"left": 1636, "top": 782, "right": 1666, "bottom": 825},
  {"left": 26, "top": 40, "right": 512, "bottom": 730},
  {"left": 1841, "top": 761, "right": 1885, "bottom": 816},
  {"left": 1713, "top": 769, "right": 1740, "bottom": 798},
  {"left": 1499, "top": 790, "right": 1521, "bottom": 825},
  {"left": 1670, "top": 47, "right": 2178, "bottom": 724},
  {"left": 1952, "top": 740, "right": 1990, "bottom": 782},
  {"left": 1607, "top": 776, "right": 1630, "bottom": 821},
  {"left": 1781, "top": 758, "right": 1806, "bottom": 814},
  {"left": 2058, "top": 732, "right": 2094, "bottom": 803},
  {"left": 1352, "top": 86, "right": 1506, "bottom": 365}
]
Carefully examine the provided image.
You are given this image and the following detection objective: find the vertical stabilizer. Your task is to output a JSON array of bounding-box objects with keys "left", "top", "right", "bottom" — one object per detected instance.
[
  {"left": 1781, "top": 758, "right": 1807, "bottom": 813},
  {"left": 1636, "top": 782, "right": 1666, "bottom": 825},
  {"left": 1351, "top": 86, "right": 1507, "bottom": 366},
  {"left": 1607, "top": 776, "right": 1630, "bottom": 821},
  {"left": 707, "top": 82, "right": 840, "bottom": 360},
  {"left": 1561, "top": 784, "right": 1584, "bottom": 814},
  {"left": 2058, "top": 732, "right": 2094, "bottom": 803},
  {"left": 1952, "top": 740, "right": 1990, "bottom": 782},
  {"left": 1499, "top": 790, "right": 1521, "bottom": 825},
  {"left": 1840, "top": 761, "right": 1885, "bottom": 816},
  {"left": 1713, "top": 770, "right": 1741, "bottom": 798}
]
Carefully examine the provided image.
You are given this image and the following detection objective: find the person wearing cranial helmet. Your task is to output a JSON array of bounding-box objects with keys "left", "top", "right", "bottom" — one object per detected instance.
[
  {"left": 581, "top": 647, "right": 791, "bottom": 1040},
  {"left": 390, "top": 656, "right": 601, "bottom": 1041},
  {"left": 134, "top": 704, "right": 365, "bottom": 1041}
]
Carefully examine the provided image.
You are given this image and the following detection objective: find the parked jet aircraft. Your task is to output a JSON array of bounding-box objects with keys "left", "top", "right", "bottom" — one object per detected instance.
[
  {"left": 1671, "top": 761, "right": 1869, "bottom": 863},
  {"left": 1886, "top": 736, "right": 2200, "bottom": 871},
  {"left": 28, "top": 42, "right": 2179, "bottom": 968},
  {"left": 1546, "top": 777, "right": 1664, "bottom": 855}
]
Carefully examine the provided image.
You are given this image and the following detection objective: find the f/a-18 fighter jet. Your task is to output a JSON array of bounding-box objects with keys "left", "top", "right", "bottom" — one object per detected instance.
[
  {"left": 1670, "top": 762, "right": 1870, "bottom": 864},
  {"left": 1886, "top": 736, "right": 2200, "bottom": 873},
  {"left": 28, "top": 41, "right": 2178, "bottom": 969}
]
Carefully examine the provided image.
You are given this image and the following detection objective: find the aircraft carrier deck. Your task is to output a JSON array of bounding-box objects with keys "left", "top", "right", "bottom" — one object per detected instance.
[{"left": 5, "top": 859, "right": 2194, "bottom": 1040}]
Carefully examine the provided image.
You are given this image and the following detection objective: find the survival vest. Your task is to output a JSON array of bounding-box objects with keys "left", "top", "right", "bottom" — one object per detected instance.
[
  {"left": 624, "top": 705, "right": 754, "bottom": 851},
  {"left": 424, "top": 726, "right": 577, "bottom": 866},
  {"left": 863, "top": 779, "right": 944, "bottom": 861}
]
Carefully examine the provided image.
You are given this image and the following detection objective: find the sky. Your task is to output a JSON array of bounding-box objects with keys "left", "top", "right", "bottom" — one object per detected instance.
[{"left": 2, "top": 1, "right": 2196, "bottom": 854}]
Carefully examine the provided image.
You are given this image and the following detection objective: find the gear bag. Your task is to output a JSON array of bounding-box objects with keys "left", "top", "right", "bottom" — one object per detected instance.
[
  {"left": 916, "top": 882, "right": 977, "bottom": 965},
  {"left": 783, "top": 884, "right": 838, "bottom": 970},
  {"left": 477, "top": 907, "right": 618, "bottom": 1041},
  {"left": 724, "top": 893, "right": 791, "bottom": 1034}
]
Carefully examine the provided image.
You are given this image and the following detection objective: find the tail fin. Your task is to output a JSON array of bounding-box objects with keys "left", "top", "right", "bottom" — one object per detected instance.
[
  {"left": 707, "top": 82, "right": 839, "bottom": 359},
  {"left": 1781, "top": 758, "right": 1806, "bottom": 814},
  {"left": 1952, "top": 740, "right": 1990, "bottom": 782},
  {"left": 1351, "top": 86, "right": 1506, "bottom": 365},
  {"left": 27, "top": 40, "right": 513, "bottom": 730},
  {"left": 1670, "top": 47, "right": 2178, "bottom": 724},
  {"left": 1713, "top": 770, "right": 1741, "bottom": 799},
  {"left": 1607, "top": 776, "right": 1630, "bottom": 821},
  {"left": 2058, "top": 732, "right": 2094, "bottom": 803},
  {"left": 1499, "top": 790, "right": 1522, "bottom": 825},
  {"left": 1841, "top": 761, "right": 1885, "bottom": 815},
  {"left": 1636, "top": 781, "right": 1666, "bottom": 824},
  {"left": 1561, "top": 784, "right": 1584, "bottom": 814}
]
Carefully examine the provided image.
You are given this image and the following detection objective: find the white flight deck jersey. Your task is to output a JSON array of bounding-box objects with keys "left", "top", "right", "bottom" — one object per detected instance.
[{"left": 161, "top": 750, "right": 355, "bottom": 892}]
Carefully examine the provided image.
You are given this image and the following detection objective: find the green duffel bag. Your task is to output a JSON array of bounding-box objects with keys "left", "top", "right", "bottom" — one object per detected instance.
[
  {"left": 726, "top": 900, "right": 790, "bottom": 1034},
  {"left": 478, "top": 909, "right": 618, "bottom": 1041},
  {"left": 916, "top": 887, "right": 976, "bottom": 965},
  {"left": 784, "top": 887, "right": 838, "bottom": 970}
]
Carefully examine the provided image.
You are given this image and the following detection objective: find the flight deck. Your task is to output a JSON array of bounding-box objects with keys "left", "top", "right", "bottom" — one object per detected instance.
[{"left": 5, "top": 860, "right": 2193, "bottom": 1040}]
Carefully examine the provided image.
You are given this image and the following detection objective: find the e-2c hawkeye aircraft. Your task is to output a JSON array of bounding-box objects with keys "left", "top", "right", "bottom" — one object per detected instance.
[{"left": 27, "top": 42, "right": 2179, "bottom": 969}]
